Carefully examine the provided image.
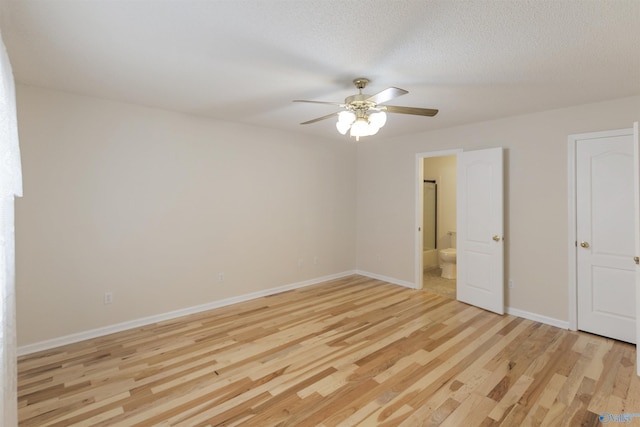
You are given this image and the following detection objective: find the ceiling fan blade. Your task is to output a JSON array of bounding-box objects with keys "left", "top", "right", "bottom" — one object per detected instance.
[
  {"left": 300, "top": 112, "right": 340, "bottom": 125},
  {"left": 293, "top": 100, "right": 345, "bottom": 107},
  {"left": 384, "top": 105, "right": 439, "bottom": 117},
  {"left": 365, "top": 87, "right": 408, "bottom": 105}
]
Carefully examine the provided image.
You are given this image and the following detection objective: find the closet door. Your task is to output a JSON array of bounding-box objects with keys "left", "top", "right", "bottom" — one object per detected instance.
[{"left": 576, "top": 129, "right": 635, "bottom": 343}]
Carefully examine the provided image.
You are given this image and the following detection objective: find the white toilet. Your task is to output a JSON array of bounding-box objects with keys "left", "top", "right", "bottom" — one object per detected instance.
[
  {"left": 439, "top": 231, "right": 457, "bottom": 279},
  {"left": 439, "top": 248, "right": 457, "bottom": 279}
]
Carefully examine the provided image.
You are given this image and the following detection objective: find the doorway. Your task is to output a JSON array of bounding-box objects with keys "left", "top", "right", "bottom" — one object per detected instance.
[{"left": 415, "top": 147, "right": 505, "bottom": 315}]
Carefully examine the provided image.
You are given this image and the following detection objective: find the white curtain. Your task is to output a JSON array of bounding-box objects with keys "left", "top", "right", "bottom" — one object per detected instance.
[{"left": 0, "top": 30, "right": 22, "bottom": 426}]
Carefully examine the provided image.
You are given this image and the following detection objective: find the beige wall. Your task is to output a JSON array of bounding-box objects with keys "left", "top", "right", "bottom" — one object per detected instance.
[
  {"left": 15, "top": 84, "right": 640, "bottom": 346},
  {"left": 15, "top": 85, "right": 357, "bottom": 346},
  {"left": 356, "top": 96, "right": 640, "bottom": 322}
]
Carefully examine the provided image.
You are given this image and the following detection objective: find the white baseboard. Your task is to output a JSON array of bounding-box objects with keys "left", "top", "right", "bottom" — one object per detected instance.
[
  {"left": 354, "top": 271, "right": 570, "bottom": 329},
  {"left": 353, "top": 272, "right": 569, "bottom": 330},
  {"left": 19, "top": 271, "right": 570, "bottom": 356},
  {"left": 355, "top": 270, "right": 417, "bottom": 289},
  {"left": 505, "top": 307, "right": 569, "bottom": 330},
  {"left": 18, "top": 270, "right": 357, "bottom": 356}
]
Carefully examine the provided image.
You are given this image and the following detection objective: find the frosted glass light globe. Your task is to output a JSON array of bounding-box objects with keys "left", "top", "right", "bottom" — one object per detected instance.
[
  {"left": 338, "top": 111, "right": 356, "bottom": 124},
  {"left": 336, "top": 121, "right": 350, "bottom": 135},
  {"left": 350, "top": 118, "right": 369, "bottom": 137},
  {"left": 369, "top": 111, "right": 387, "bottom": 128}
]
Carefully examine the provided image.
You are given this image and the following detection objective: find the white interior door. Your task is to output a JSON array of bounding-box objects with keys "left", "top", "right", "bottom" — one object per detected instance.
[
  {"left": 576, "top": 129, "right": 636, "bottom": 344},
  {"left": 456, "top": 148, "right": 504, "bottom": 314},
  {"left": 634, "top": 122, "right": 640, "bottom": 373}
]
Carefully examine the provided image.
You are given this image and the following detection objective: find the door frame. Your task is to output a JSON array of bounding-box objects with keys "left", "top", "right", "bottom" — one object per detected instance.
[
  {"left": 414, "top": 149, "right": 463, "bottom": 289},
  {"left": 567, "top": 127, "right": 635, "bottom": 331}
]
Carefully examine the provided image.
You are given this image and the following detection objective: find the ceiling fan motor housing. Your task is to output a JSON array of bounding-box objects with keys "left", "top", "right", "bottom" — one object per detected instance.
[
  {"left": 347, "top": 78, "right": 377, "bottom": 113},
  {"left": 344, "top": 94, "right": 377, "bottom": 114}
]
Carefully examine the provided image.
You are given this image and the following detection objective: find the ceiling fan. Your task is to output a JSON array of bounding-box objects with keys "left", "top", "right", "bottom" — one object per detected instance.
[{"left": 293, "top": 78, "right": 438, "bottom": 141}]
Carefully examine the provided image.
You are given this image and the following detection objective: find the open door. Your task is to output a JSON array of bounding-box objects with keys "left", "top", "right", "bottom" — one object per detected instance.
[
  {"left": 457, "top": 148, "right": 504, "bottom": 314},
  {"left": 634, "top": 122, "right": 640, "bottom": 375}
]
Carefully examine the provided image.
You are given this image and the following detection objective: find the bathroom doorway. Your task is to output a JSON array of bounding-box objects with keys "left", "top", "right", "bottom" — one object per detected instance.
[
  {"left": 416, "top": 148, "right": 505, "bottom": 312},
  {"left": 420, "top": 154, "right": 457, "bottom": 298}
]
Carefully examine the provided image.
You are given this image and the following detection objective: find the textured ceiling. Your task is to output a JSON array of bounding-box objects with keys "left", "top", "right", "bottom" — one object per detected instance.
[{"left": 1, "top": 0, "right": 639, "bottom": 141}]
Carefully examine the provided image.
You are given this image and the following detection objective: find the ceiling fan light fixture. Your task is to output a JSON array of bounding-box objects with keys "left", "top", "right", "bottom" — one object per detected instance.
[
  {"left": 337, "top": 111, "right": 355, "bottom": 135},
  {"left": 346, "top": 114, "right": 383, "bottom": 140},
  {"left": 336, "top": 120, "right": 351, "bottom": 135},
  {"left": 295, "top": 77, "right": 438, "bottom": 140},
  {"left": 369, "top": 111, "right": 387, "bottom": 128},
  {"left": 338, "top": 110, "right": 356, "bottom": 124},
  {"left": 350, "top": 117, "right": 370, "bottom": 138},
  {"left": 367, "top": 124, "right": 380, "bottom": 135}
]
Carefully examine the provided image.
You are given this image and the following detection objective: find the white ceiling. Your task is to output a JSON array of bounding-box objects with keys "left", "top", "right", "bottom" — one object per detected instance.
[{"left": 1, "top": 0, "right": 639, "bottom": 141}]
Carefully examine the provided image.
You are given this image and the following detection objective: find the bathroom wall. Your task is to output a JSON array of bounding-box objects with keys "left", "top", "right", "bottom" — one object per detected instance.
[{"left": 423, "top": 155, "right": 457, "bottom": 251}]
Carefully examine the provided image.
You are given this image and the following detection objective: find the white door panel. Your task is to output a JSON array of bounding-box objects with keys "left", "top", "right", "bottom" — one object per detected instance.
[
  {"left": 577, "top": 131, "right": 636, "bottom": 344},
  {"left": 634, "top": 122, "right": 640, "bottom": 374},
  {"left": 457, "top": 148, "right": 504, "bottom": 314}
]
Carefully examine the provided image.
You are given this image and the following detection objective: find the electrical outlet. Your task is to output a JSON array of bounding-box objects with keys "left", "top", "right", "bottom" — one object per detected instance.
[
  {"left": 508, "top": 279, "right": 514, "bottom": 289},
  {"left": 104, "top": 292, "right": 113, "bottom": 305},
  {"left": 313, "top": 256, "right": 319, "bottom": 265},
  {"left": 218, "top": 272, "right": 224, "bottom": 282},
  {"left": 298, "top": 259, "right": 304, "bottom": 268}
]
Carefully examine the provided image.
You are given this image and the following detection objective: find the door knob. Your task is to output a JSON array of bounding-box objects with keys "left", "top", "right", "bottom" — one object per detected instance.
[
  {"left": 492, "top": 235, "right": 501, "bottom": 242},
  {"left": 580, "top": 241, "right": 590, "bottom": 248}
]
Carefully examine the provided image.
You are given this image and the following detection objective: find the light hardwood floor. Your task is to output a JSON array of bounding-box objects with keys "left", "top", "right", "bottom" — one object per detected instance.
[{"left": 17, "top": 275, "right": 640, "bottom": 426}]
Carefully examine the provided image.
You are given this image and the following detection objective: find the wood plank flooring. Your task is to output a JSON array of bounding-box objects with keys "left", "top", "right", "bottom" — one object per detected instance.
[{"left": 17, "top": 275, "right": 640, "bottom": 426}]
